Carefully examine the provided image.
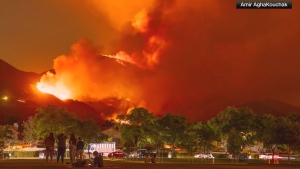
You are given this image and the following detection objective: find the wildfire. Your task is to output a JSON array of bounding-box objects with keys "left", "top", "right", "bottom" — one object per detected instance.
[
  {"left": 34, "top": 0, "right": 172, "bottom": 118},
  {"left": 36, "top": 71, "right": 71, "bottom": 100},
  {"left": 102, "top": 51, "right": 135, "bottom": 65}
]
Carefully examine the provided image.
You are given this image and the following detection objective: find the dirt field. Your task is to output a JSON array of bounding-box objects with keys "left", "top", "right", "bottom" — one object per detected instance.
[{"left": 1, "top": 159, "right": 300, "bottom": 169}]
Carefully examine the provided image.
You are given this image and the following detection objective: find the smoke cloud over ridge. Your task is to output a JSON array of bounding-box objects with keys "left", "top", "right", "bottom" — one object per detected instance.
[{"left": 38, "top": 0, "right": 300, "bottom": 121}]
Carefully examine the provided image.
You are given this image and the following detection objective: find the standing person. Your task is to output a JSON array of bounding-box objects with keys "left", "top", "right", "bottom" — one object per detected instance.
[
  {"left": 98, "top": 153, "right": 104, "bottom": 167},
  {"left": 69, "top": 133, "right": 77, "bottom": 165},
  {"left": 145, "top": 154, "right": 151, "bottom": 163},
  {"left": 44, "top": 132, "right": 55, "bottom": 163},
  {"left": 57, "top": 133, "right": 68, "bottom": 164},
  {"left": 76, "top": 137, "right": 84, "bottom": 161},
  {"left": 151, "top": 154, "right": 157, "bottom": 163}
]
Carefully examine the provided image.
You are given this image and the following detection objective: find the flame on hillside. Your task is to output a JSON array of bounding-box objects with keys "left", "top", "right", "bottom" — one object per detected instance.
[
  {"left": 29, "top": 0, "right": 300, "bottom": 122},
  {"left": 37, "top": 72, "right": 71, "bottom": 100},
  {"left": 35, "top": 46, "right": 137, "bottom": 102},
  {"left": 35, "top": 0, "right": 173, "bottom": 119},
  {"left": 102, "top": 51, "right": 135, "bottom": 66},
  {"left": 35, "top": 52, "right": 132, "bottom": 101}
]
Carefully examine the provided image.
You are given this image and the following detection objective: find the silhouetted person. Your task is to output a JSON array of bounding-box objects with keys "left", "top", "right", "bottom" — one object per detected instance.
[
  {"left": 76, "top": 137, "right": 84, "bottom": 161},
  {"left": 44, "top": 132, "right": 55, "bottom": 163},
  {"left": 92, "top": 151, "right": 103, "bottom": 167},
  {"left": 145, "top": 154, "right": 151, "bottom": 163},
  {"left": 151, "top": 154, "right": 157, "bottom": 163},
  {"left": 69, "top": 133, "right": 77, "bottom": 165},
  {"left": 57, "top": 133, "right": 68, "bottom": 164}
]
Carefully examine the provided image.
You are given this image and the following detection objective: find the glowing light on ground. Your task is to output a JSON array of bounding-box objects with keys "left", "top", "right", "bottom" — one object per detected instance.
[{"left": 17, "top": 100, "right": 26, "bottom": 103}]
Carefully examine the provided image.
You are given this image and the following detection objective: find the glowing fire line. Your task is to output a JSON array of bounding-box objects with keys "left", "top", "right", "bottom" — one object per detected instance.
[{"left": 102, "top": 51, "right": 136, "bottom": 65}]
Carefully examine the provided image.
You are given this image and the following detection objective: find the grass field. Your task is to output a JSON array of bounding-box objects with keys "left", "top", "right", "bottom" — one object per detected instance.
[{"left": 1, "top": 158, "right": 300, "bottom": 169}]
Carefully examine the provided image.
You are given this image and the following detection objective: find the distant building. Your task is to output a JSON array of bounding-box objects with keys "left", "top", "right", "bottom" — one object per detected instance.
[{"left": 101, "top": 127, "right": 122, "bottom": 149}]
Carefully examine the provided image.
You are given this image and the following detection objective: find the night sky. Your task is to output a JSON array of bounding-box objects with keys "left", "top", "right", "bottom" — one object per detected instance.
[{"left": 1, "top": 0, "right": 300, "bottom": 120}]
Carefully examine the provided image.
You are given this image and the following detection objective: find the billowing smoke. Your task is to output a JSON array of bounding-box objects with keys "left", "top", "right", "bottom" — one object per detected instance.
[
  {"left": 37, "top": 39, "right": 148, "bottom": 102},
  {"left": 38, "top": 0, "right": 300, "bottom": 121}
]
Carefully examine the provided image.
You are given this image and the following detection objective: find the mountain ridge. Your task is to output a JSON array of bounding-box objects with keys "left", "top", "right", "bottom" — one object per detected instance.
[
  {"left": 1, "top": 59, "right": 300, "bottom": 125},
  {"left": 0, "top": 59, "right": 106, "bottom": 125}
]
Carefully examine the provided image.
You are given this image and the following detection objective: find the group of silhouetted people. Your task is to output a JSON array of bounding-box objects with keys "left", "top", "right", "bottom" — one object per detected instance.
[
  {"left": 44, "top": 132, "right": 85, "bottom": 166},
  {"left": 145, "top": 154, "right": 157, "bottom": 163}
]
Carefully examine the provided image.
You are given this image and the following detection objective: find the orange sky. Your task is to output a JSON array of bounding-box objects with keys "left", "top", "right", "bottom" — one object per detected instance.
[{"left": 1, "top": 0, "right": 300, "bottom": 120}]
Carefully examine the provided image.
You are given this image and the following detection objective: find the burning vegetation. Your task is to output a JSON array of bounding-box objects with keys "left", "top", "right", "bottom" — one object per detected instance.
[{"left": 36, "top": 0, "right": 300, "bottom": 121}]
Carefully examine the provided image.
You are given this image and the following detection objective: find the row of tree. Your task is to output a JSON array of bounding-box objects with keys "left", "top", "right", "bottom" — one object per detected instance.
[
  {"left": 0, "top": 125, "right": 18, "bottom": 151},
  {"left": 23, "top": 105, "right": 108, "bottom": 145},
  {"left": 0, "top": 105, "right": 108, "bottom": 151},
  {"left": 1, "top": 105, "right": 300, "bottom": 164},
  {"left": 116, "top": 107, "right": 300, "bottom": 164}
]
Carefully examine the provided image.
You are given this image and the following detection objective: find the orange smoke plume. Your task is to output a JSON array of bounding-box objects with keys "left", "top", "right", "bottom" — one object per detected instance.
[
  {"left": 37, "top": 39, "right": 146, "bottom": 102},
  {"left": 37, "top": 0, "right": 300, "bottom": 121},
  {"left": 36, "top": 0, "right": 174, "bottom": 106}
]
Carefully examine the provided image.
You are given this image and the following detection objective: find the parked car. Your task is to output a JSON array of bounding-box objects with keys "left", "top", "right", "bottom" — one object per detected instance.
[
  {"left": 39, "top": 150, "right": 58, "bottom": 159},
  {"left": 194, "top": 153, "right": 214, "bottom": 159},
  {"left": 0, "top": 151, "right": 10, "bottom": 159},
  {"left": 259, "top": 153, "right": 280, "bottom": 160},
  {"left": 129, "top": 149, "right": 157, "bottom": 158},
  {"left": 3, "top": 153, "right": 10, "bottom": 159},
  {"left": 108, "top": 151, "right": 127, "bottom": 158},
  {"left": 239, "top": 153, "right": 251, "bottom": 160},
  {"left": 137, "top": 149, "right": 146, "bottom": 158}
]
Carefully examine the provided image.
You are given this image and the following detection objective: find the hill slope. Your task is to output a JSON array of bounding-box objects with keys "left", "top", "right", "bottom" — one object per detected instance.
[
  {"left": 1, "top": 59, "right": 300, "bottom": 124},
  {"left": 0, "top": 59, "right": 105, "bottom": 125},
  {"left": 239, "top": 99, "right": 300, "bottom": 117}
]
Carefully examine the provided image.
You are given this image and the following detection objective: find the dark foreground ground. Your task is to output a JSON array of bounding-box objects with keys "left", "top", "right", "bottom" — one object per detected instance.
[{"left": 1, "top": 158, "right": 300, "bottom": 169}]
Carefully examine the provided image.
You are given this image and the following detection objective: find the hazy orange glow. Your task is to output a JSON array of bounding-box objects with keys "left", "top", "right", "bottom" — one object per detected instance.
[
  {"left": 132, "top": 9, "right": 150, "bottom": 33},
  {"left": 90, "top": 0, "right": 154, "bottom": 31},
  {"left": 144, "top": 36, "right": 167, "bottom": 68}
]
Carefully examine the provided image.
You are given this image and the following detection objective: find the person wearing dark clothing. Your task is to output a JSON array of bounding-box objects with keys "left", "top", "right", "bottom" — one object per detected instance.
[
  {"left": 76, "top": 137, "right": 84, "bottom": 161},
  {"left": 69, "top": 133, "right": 77, "bottom": 165},
  {"left": 44, "top": 132, "right": 55, "bottom": 163},
  {"left": 57, "top": 133, "right": 68, "bottom": 164},
  {"left": 92, "top": 151, "right": 103, "bottom": 167},
  {"left": 151, "top": 154, "right": 157, "bottom": 163}
]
